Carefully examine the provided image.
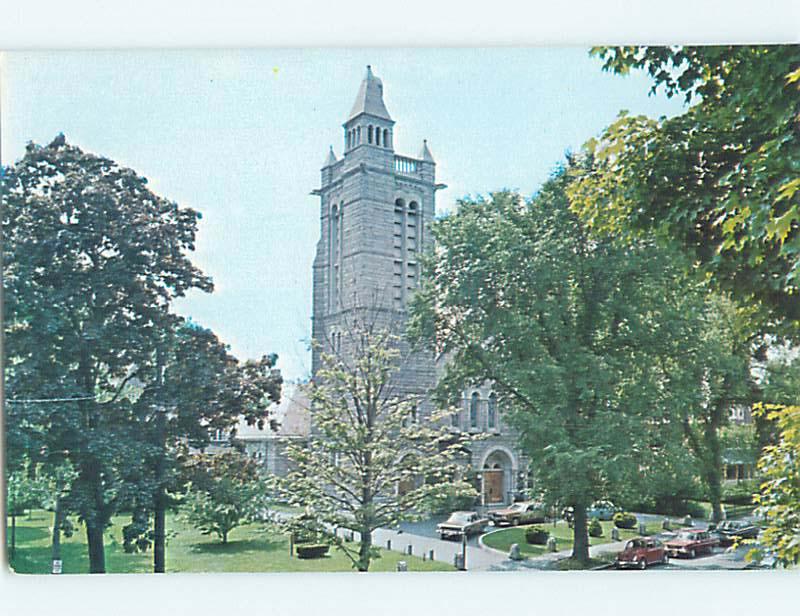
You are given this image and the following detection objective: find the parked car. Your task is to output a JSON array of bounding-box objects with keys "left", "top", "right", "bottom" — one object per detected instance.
[
  {"left": 664, "top": 529, "right": 718, "bottom": 558},
  {"left": 437, "top": 511, "right": 489, "bottom": 540},
  {"left": 488, "top": 501, "right": 548, "bottom": 526},
  {"left": 562, "top": 501, "right": 617, "bottom": 526},
  {"left": 714, "top": 520, "right": 760, "bottom": 546},
  {"left": 588, "top": 500, "right": 618, "bottom": 521},
  {"left": 614, "top": 537, "right": 668, "bottom": 570}
]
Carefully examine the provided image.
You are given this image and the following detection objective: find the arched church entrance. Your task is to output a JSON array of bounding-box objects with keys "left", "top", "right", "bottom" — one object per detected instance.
[{"left": 481, "top": 449, "right": 514, "bottom": 505}]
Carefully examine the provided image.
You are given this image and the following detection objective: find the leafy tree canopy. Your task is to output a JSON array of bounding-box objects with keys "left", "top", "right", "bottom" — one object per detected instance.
[
  {"left": 276, "top": 314, "right": 475, "bottom": 571},
  {"left": 410, "top": 175, "right": 713, "bottom": 560},
  {"left": 569, "top": 45, "right": 800, "bottom": 326},
  {"left": 2, "top": 135, "right": 213, "bottom": 572},
  {"left": 182, "top": 451, "right": 272, "bottom": 544},
  {"left": 753, "top": 404, "right": 800, "bottom": 566}
]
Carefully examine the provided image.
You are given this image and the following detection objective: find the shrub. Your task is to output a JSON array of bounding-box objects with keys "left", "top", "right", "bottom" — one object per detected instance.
[
  {"left": 524, "top": 526, "right": 550, "bottom": 545},
  {"left": 425, "top": 487, "right": 478, "bottom": 515},
  {"left": 613, "top": 512, "right": 637, "bottom": 529},
  {"left": 588, "top": 518, "right": 603, "bottom": 537},
  {"left": 296, "top": 544, "right": 330, "bottom": 559},
  {"left": 722, "top": 480, "right": 759, "bottom": 506},
  {"left": 684, "top": 501, "right": 707, "bottom": 519}
]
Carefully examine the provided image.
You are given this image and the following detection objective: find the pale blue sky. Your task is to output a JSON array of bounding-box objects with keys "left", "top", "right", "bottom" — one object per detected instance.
[{"left": 1, "top": 48, "right": 687, "bottom": 381}]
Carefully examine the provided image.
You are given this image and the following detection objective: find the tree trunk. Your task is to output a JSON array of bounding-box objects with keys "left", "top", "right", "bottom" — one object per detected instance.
[
  {"left": 705, "top": 459, "right": 724, "bottom": 523},
  {"left": 705, "top": 404, "right": 726, "bottom": 523},
  {"left": 222, "top": 529, "right": 228, "bottom": 545},
  {"left": 357, "top": 527, "right": 372, "bottom": 572},
  {"left": 153, "top": 492, "right": 166, "bottom": 572},
  {"left": 153, "top": 345, "right": 167, "bottom": 573},
  {"left": 10, "top": 513, "right": 17, "bottom": 561},
  {"left": 571, "top": 503, "right": 590, "bottom": 563},
  {"left": 51, "top": 497, "right": 63, "bottom": 572},
  {"left": 86, "top": 521, "right": 106, "bottom": 573},
  {"left": 77, "top": 352, "right": 108, "bottom": 573}
]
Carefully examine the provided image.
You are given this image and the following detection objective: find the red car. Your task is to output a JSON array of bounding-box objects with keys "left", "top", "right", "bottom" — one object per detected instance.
[
  {"left": 664, "top": 529, "right": 718, "bottom": 558},
  {"left": 614, "top": 538, "right": 668, "bottom": 570}
]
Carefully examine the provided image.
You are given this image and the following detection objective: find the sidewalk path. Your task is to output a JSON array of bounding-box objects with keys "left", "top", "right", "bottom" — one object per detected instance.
[
  {"left": 336, "top": 527, "right": 508, "bottom": 571},
  {"left": 484, "top": 537, "right": 628, "bottom": 571}
]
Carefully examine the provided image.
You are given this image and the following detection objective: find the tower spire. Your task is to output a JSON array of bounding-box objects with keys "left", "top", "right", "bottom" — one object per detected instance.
[
  {"left": 323, "top": 145, "right": 337, "bottom": 168},
  {"left": 348, "top": 65, "right": 392, "bottom": 122},
  {"left": 419, "top": 139, "right": 435, "bottom": 163}
]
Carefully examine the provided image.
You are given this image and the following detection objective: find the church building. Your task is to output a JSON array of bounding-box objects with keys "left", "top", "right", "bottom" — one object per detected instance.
[{"left": 310, "top": 66, "right": 528, "bottom": 506}]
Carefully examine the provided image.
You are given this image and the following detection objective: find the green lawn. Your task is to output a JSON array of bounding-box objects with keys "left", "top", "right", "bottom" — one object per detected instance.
[
  {"left": 481, "top": 519, "right": 662, "bottom": 557},
  {"left": 7, "top": 510, "right": 453, "bottom": 574}
]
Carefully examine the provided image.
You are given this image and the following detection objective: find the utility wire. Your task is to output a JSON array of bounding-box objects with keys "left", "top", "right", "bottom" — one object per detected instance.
[{"left": 6, "top": 395, "right": 98, "bottom": 404}]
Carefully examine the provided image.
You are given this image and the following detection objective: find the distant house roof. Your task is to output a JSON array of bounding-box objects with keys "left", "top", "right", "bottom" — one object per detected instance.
[{"left": 233, "top": 382, "right": 310, "bottom": 441}]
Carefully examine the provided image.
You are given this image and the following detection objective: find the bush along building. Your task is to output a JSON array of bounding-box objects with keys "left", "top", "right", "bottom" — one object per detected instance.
[{"left": 310, "top": 66, "right": 528, "bottom": 507}]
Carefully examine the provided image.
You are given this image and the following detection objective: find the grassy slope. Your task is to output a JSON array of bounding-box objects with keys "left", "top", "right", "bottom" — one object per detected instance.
[
  {"left": 7, "top": 510, "right": 453, "bottom": 574},
  {"left": 481, "top": 519, "right": 662, "bottom": 557}
]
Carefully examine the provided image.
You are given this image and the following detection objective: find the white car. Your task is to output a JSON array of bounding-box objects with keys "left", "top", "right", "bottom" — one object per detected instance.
[{"left": 436, "top": 511, "right": 488, "bottom": 540}]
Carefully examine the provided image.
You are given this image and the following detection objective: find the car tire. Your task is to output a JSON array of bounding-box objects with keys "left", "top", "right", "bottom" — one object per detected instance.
[
  {"left": 512, "top": 518, "right": 519, "bottom": 527},
  {"left": 639, "top": 558, "right": 647, "bottom": 570},
  {"left": 662, "top": 553, "right": 669, "bottom": 565},
  {"left": 690, "top": 549, "right": 696, "bottom": 559}
]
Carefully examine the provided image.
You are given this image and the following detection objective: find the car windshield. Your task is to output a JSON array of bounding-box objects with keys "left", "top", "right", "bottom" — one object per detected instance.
[
  {"left": 626, "top": 540, "right": 645, "bottom": 549},
  {"left": 449, "top": 513, "right": 471, "bottom": 523},
  {"left": 676, "top": 532, "right": 696, "bottom": 540}
]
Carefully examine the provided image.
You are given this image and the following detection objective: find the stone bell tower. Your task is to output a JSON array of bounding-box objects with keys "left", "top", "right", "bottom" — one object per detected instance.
[{"left": 310, "top": 66, "right": 442, "bottom": 410}]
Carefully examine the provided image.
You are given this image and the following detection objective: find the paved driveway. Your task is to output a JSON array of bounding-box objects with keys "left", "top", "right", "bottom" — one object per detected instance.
[
  {"left": 372, "top": 526, "right": 506, "bottom": 571},
  {"left": 396, "top": 515, "right": 486, "bottom": 547}
]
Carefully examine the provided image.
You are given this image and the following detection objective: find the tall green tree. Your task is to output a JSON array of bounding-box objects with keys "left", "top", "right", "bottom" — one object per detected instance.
[
  {"left": 680, "top": 297, "right": 757, "bottom": 521},
  {"left": 753, "top": 404, "right": 800, "bottom": 566},
  {"left": 3, "top": 136, "right": 212, "bottom": 572},
  {"left": 182, "top": 451, "right": 272, "bottom": 545},
  {"left": 569, "top": 45, "right": 800, "bottom": 326},
  {"left": 5, "top": 460, "right": 49, "bottom": 560},
  {"left": 140, "top": 320, "right": 281, "bottom": 571},
  {"left": 410, "top": 178, "right": 711, "bottom": 562},
  {"left": 276, "top": 314, "right": 475, "bottom": 572}
]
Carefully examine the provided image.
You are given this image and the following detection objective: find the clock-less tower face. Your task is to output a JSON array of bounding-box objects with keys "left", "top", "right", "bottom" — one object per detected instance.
[{"left": 310, "top": 66, "right": 439, "bottom": 409}]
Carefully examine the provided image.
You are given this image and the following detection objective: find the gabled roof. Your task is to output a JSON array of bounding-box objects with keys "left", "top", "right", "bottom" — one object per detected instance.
[
  {"left": 233, "top": 383, "right": 311, "bottom": 439},
  {"left": 348, "top": 65, "right": 392, "bottom": 122}
]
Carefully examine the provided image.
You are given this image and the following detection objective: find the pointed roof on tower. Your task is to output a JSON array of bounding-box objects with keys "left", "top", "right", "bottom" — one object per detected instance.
[
  {"left": 419, "top": 139, "right": 435, "bottom": 163},
  {"left": 323, "top": 145, "right": 338, "bottom": 168},
  {"left": 348, "top": 65, "right": 392, "bottom": 122}
]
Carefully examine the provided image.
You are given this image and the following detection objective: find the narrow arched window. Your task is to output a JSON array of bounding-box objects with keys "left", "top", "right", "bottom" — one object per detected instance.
[
  {"left": 488, "top": 393, "right": 497, "bottom": 429},
  {"left": 375, "top": 128, "right": 381, "bottom": 146},
  {"left": 368, "top": 125, "right": 373, "bottom": 144},
  {"left": 383, "top": 129, "right": 389, "bottom": 148},
  {"left": 470, "top": 392, "right": 479, "bottom": 428},
  {"left": 357, "top": 126, "right": 361, "bottom": 143},
  {"left": 345, "top": 131, "right": 350, "bottom": 150}
]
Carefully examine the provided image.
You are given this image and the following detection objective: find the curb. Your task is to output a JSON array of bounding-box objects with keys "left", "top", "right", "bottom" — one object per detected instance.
[{"left": 477, "top": 527, "right": 511, "bottom": 556}]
